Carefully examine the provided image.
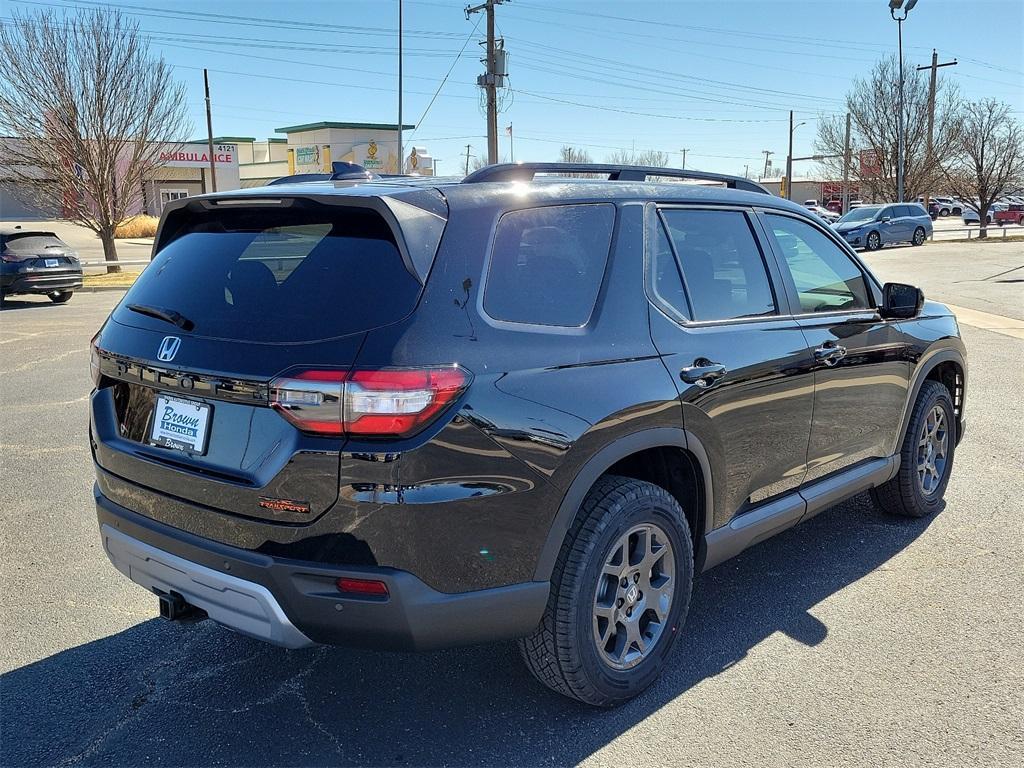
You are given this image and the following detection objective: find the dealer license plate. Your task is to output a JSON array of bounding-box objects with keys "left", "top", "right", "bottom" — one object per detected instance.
[{"left": 149, "top": 395, "right": 211, "bottom": 454}]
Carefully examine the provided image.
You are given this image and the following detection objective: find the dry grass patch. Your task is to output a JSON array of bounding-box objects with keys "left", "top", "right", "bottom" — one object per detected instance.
[
  {"left": 82, "top": 270, "right": 143, "bottom": 288},
  {"left": 114, "top": 215, "right": 158, "bottom": 239}
]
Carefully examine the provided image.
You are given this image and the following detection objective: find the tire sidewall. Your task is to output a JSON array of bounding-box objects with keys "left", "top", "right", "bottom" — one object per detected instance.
[
  {"left": 570, "top": 495, "right": 693, "bottom": 702},
  {"left": 867, "top": 231, "right": 881, "bottom": 250},
  {"left": 903, "top": 384, "right": 956, "bottom": 514}
]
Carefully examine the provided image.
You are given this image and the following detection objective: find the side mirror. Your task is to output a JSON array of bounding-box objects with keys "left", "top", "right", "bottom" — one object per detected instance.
[
  {"left": 880, "top": 282, "right": 924, "bottom": 319},
  {"left": 880, "top": 216, "right": 891, "bottom": 223}
]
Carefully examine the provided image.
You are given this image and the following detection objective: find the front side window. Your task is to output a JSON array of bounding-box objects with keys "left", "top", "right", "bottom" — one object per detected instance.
[
  {"left": 659, "top": 209, "right": 777, "bottom": 321},
  {"left": 484, "top": 204, "right": 615, "bottom": 327},
  {"left": 765, "top": 214, "right": 871, "bottom": 314}
]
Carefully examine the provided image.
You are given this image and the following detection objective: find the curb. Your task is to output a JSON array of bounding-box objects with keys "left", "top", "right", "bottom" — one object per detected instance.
[{"left": 79, "top": 285, "right": 132, "bottom": 293}]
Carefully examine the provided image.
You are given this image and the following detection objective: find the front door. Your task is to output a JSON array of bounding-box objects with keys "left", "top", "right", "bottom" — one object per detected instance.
[
  {"left": 759, "top": 211, "right": 911, "bottom": 484},
  {"left": 646, "top": 205, "right": 816, "bottom": 529}
]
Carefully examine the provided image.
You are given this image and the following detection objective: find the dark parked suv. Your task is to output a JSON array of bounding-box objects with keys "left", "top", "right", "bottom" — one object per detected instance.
[{"left": 90, "top": 163, "right": 966, "bottom": 706}]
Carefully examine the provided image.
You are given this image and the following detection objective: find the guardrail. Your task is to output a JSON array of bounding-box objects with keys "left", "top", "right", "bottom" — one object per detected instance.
[
  {"left": 929, "top": 224, "right": 1024, "bottom": 240},
  {"left": 80, "top": 259, "right": 152, "bottom": 267}
]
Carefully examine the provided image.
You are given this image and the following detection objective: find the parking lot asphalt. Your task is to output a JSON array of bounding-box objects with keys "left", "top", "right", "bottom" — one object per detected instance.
[{"left": 1, "top": 251, "right": 1023, "bottom": 766}]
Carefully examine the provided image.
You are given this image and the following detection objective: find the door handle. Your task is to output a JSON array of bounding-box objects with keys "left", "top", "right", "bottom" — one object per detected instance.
[
  {"left": 814, "top": 342, "right": 847, "bottom": 366},
  {"left": 681, "top": 359, "right": 727, "bottom": 387}
]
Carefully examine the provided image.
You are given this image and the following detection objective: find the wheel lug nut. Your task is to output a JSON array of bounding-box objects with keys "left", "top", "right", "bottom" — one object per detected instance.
[
  {"left": 633, "top": 573, "right": 640, "bottom": 582},
  {"left": 620, "top": 578, "right": 628, "bottom": 588},
  {"left": 617, "top": 598, "right": 624, "bottom": 607}
]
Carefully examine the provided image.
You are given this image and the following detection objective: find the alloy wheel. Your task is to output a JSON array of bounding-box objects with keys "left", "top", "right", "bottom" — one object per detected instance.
[
  {"left": 868, "top": 232, "right": 880, "bottom": 250},
  {"left": 592, "top": 523, "right": 675, "bottom": 670},
  {"left": 917, "top": 405, "right": 948, "bottom": 495}
]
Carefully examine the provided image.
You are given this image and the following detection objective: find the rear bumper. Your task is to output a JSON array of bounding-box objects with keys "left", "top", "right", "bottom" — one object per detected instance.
[
  {"left": 95, "top": 487, "right": 549, "bottom": 651},
  {"left": 2, "top": 272, "right": 83, "bottom": 293}
]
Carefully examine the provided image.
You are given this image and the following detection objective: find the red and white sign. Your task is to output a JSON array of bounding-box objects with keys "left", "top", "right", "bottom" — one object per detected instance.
[
  {"left": 159, "top": 143, "right": 237, "bottom": 168},
  {"left": 859, "top": 149, "right": 881, "bottom": 178}
]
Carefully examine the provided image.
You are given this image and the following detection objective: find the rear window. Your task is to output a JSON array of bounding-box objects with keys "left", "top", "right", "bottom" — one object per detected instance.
[
  {"left": 115, "top": 206, "right": 420, "bottom": 342},
  {"left": 3, "top": 233, "right": 66, "bottom": 252},
  {"left": 483, "top": 204, "right": 615, "bottom": 327}
]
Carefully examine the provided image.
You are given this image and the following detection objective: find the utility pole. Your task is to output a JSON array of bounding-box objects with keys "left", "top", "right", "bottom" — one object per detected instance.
[
  {"left": 842, "top": 112, "right": 852, "bottom": 214},
  {"left": 761, "top": 150, "right": 774, "bottom": 179},
  {"left": 785, "top": 110, "right": 794, "bottom": 200},
  {"left": 398, "top": 0, "right": 403, "bottom": 173},
  {"left": 464, "top": 144, "right": 472, "bottom": 176},
  {"left": 203, "top": 68, "right": 217, "bottom": 193},
  {"left": 466, "top": 1, "right": 505, "bottom": 165},
  {"left": 680, "top": 148, "right": 689, "bottom": 170},
  {"left": 744, "top": 164, "right": 749, "bottom": 179},
  {"left": 917, "top": 49, "right": 957, "bottom": 205}
]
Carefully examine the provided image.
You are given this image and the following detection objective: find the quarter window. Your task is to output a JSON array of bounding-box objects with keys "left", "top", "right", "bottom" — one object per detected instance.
[
  {"left": 659, "top": 209, "right": 777, "bottom": 321},
  {"left": 765, "top": 214, "right": 871, "bottom": 313},
  {"left": 484, "top": 204, "right": 615, "bottom": 327}
]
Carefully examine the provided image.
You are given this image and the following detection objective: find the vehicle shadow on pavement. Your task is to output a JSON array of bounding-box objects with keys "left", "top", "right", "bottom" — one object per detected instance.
[{"left": 1, "top": 492, "right": 934, "bottom": 767}]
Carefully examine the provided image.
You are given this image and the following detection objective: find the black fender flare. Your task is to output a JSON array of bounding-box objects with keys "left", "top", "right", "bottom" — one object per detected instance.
[
  {"left": 892, "top": 345, "right": 967, "bottom": 454},
  {"left": 532, "top": 427, "right": 715, "bottom": 581}
]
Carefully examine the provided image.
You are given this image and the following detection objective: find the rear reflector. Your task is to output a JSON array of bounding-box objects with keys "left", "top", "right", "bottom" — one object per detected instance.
[
  {"left": 336, "top": 577, "right": 389, "bottom": 597},
  {"left": 269, "top": 366, "right": 469, "bottom": 438}
]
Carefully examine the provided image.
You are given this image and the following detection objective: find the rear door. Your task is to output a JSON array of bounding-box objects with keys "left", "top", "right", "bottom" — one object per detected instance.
[
  {"left": 646, "top": 205, "right": 815, "bottom": 527},
  {"left": 759, "top": 211, "right": 911, "bottom": 485},
  {"left": 92, "top": 196, "right": 440, "bottom": 523}
]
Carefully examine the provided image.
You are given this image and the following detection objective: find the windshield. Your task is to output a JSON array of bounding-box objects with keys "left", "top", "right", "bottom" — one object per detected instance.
[
  {"left": 838, "top": 206, "right": 883, "bottom": 224},
  {"left": 114, "top": 205, "right": 422, "bottom": 343}
]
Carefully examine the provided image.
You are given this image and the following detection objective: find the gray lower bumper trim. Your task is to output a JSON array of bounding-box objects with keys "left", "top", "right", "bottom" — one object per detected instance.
[{"left": 100, "top": 524, "right": 314, "bottom": 649}]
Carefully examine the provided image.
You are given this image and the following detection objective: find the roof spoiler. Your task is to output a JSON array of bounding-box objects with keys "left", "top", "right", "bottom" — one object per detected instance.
[{"left": 462, "top": 163, "right": 769, "bottom": 194}]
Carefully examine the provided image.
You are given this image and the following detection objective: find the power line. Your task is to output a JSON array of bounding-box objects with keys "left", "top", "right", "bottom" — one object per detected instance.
[{"left": 406, "top": 15, "right": 482, "bottom": 144}]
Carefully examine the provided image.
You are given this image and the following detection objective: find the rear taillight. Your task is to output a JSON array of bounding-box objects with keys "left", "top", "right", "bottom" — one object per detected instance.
[
  {"left": 0, "top": 249, "right": 25, "bottom": 263},
  {"left": 269, "top": 369, "right": 347, "bottom": 436},
  {"left": 269, "top": 366, "right": 469, "bottom": 438}
]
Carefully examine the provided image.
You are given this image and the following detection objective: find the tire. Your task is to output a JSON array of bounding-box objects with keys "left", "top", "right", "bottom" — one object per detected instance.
[
  {"left": 49, "top": 291, "right": 73, "bottom": 304},
  {"left": 518, "top": 475, "right": 694, "bottom": 707},
  {"left": 865, "top": 230, "right": 882, "bottom": 251},
  {"left": 1018, "top": 216, "right": 1024, "bottom": 226},
  {"left": 871, "top": 380, "right": 956, "bottom": 518},
  {"left": 939, "top": 208, "right": 950, "bottom": 217},
  {"left": 912, "top": 226, "right": 926, "bottom": 246}
]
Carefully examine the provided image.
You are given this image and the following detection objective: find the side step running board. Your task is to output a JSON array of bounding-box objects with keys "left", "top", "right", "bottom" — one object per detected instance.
[{"left": 701, "top": 456, "right": 898, "bottom": 572}]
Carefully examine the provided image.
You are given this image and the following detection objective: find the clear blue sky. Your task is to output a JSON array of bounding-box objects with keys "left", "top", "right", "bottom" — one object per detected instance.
[{"left": 11, "top": 0, "right": 1023, "bottom": 176}]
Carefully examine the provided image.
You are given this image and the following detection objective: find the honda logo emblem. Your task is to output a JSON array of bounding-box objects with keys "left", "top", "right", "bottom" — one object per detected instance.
[{"left": 157, "top": 336, "right": 181, "bottom": 362}]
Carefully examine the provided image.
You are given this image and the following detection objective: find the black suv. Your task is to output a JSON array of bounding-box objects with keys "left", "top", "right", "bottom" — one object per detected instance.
[{"left": 90, "top": 163, "right": 966, "bottom": 706}]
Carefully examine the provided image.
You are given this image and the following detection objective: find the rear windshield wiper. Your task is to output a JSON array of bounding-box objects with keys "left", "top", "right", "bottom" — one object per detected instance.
[{"left": 127, "top": 303, "right": 195, "bottom": 331}]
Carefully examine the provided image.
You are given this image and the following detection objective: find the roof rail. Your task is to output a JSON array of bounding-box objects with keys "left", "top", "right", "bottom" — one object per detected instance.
[{"left": 462, "top": 163, "right": 769, "bottom": 194}]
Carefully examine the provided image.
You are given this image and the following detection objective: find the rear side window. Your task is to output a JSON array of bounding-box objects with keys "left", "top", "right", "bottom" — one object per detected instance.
[
  {"left": 484, "top": 204, "right": 615, "bottom": 327},
  {"left": 659, "top": 209, "right": 777, "bottom": 321},
  {"left": 116, "top": 206, "right": 420, "bottom": 342}
]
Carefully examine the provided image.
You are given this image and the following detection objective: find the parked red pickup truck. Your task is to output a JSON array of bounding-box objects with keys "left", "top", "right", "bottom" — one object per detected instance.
[{"left": 994, "top": 204, "right": 1024, "bottom": 226}]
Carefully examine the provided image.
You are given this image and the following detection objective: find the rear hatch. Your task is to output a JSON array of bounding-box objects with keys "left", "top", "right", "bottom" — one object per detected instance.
[
  {"left": 91, "top": 190, "right": 447, "bottom": 524},
  {"left": 2, "top": 231, "right": 81, "bottom": 272}
]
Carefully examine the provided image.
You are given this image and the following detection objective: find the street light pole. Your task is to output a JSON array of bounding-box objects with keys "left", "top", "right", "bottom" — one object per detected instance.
[
  {"left": 890, "top": 0, "right": 918, "bottom": 203},
  {"left": 398, "top": 0, "right": 403, "bottom": 173},
  {"left": 785, "top": 113, "right": 806, "bottom": 201}
]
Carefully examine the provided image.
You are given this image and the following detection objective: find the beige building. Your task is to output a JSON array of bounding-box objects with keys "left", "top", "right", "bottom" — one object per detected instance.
[{"left": 235, "top": 121, "right": 434, "bottom": 187}]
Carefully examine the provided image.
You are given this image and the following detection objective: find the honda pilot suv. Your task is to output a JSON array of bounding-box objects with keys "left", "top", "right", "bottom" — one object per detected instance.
[{"left": 90, "top": 163, "right": 966, "bottom": 706}]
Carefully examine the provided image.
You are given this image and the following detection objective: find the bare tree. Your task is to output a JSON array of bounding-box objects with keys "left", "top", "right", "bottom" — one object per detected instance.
[
  {"left": 559, "top": 145, "right": 592, "bottom": 164},
  {"left": 606, "top": 148, "right": 670, "bottom": 167},
  {"left": 814, "top": 55, "right": 959, "bottom": 202},
  {"left": 0, "top": 9, "right": 190, "bottom": 271},
  {"left": 940, "top": 99, "right": 1024, "bottom": 238}
]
